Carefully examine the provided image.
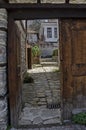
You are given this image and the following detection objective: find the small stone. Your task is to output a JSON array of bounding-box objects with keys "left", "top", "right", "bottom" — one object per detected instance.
[
  {"left": 43, "top": 118, "right": 61, "bottom": 125},
  {"left": 33, "top": 117, "right": 42, "bottom": 125},
  {"left": 39, "top": 98, "right": 46, "bottom": 102}
]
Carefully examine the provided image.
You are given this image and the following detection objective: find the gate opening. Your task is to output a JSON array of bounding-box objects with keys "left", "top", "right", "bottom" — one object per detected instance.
[
  {"left": 7, "top": 4, "right": 86, "bottom": 126},
  {"left": 14, "top": 19, "right": 62, "bottom": 127}
]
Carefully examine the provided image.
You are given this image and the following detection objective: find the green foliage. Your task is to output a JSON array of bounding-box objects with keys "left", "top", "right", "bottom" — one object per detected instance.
[
  {"left": 6, "top": 125, "right": 12, "bottom": 130},
  {"left": 29, "top": 20, "right": 41, "bottom": 32},
  {"left": 52, "top": 49, "right": 58, "bottom": 56},
  {"left": 72, "top": 112, "right": 86, "bottom": 125},
  {"left": 32, "top": 45, "right": 40, "bottom": 57},
  {"left": 53, "top": 68, "right": 60, "bottom": 72},
  {"left": 23, "top": 73, "right": 34, "bottom": 83}
]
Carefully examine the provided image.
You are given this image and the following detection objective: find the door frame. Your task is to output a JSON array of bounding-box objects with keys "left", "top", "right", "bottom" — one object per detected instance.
[{"left": 1, "top": 3, "right": 86, "bottom": 127}]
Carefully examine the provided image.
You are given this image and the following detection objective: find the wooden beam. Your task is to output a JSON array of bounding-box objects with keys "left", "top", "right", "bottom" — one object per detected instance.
[
  {"left": 0, "top": 3, "right": 86, "bottom": 19},
  {"left": 0, "top": 3, "right": 86, "bottom": 9},
  {"left": 37, "top": 0, "right": 41, "bottom": 3},
  {"left": 65, "top": 0, "right": 69, "bottom": 4},
  {"left": 0, "top": 0, "right": 8, "bottom": 3}
]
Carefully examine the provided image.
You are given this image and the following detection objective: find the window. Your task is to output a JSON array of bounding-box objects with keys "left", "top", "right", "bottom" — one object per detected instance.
[
  {"left": 54, "top": 28, "right": 57, "bottom": 38},
  {"left": 47, "top": 27, "right": 52, "bottom": 38}
]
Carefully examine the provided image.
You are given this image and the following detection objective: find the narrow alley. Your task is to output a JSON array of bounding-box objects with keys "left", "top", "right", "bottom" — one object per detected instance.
[{"left": 19, "top": 60, "right": 61, "bottom": 127}]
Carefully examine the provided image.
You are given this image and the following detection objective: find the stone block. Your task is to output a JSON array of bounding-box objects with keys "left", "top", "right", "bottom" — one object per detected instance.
[
  {"left": 0, "top": 30, "right": 7, "bottom": 45},
  {"left": 43, "top": 118, "right": 61, "bottom": 125},
  {"left": 0, "top": 9, "right": 7, "bottom": 29},
  {"left": 0, "top": 44, "right": 6, "bottom": 63},
  {"left": 0, "top": 124, "right": 7, "bottom": 130},
  {"left": 0, "top": 82, "right": 7, "bottom": 97},
  {"left": 0, "top": 67, "right": 6, "bottom": 81},
  {"left": 0, "top": 97, "right": 8, "bottom": 124},
  {"left": 33, "top": 117, "right": 42, "bottom": 125}
]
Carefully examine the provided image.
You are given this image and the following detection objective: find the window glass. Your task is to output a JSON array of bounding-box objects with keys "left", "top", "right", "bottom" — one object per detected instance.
[
  {"left": 47, "top": 27, "right": 52, "bottom": 38},
  {"left": 54, "top": 28, "right": 57, "bottom": 38}
]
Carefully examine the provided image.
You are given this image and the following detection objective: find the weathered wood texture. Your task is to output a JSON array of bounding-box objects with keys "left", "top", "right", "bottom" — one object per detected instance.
[
  {"left": 0, "top": 0, "right": 8, "bottom": 3},
  {"left": 0, "top": 4, "right": 86, "bottom": 19},
  {"left": 59, "top": 19, "right": 86, "bottom": 119},
  {"left": 8, "top": 18, "right": 22, "bottom": 127}
]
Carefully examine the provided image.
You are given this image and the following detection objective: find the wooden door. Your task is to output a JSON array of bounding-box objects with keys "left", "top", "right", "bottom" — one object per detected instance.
[
  {"left": 27, "top": 47, "right": 32, "bottom": 69},
  {"left": 8, "top": 19, "right": 22, "bottom": 127},
  {"left": 59, "top": 19, "right": 86, "bottom": 120}
]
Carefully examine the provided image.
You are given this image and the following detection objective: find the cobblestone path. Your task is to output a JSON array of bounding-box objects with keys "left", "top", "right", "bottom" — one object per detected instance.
[
  {"left": 13, "top": 61, "right": 86, "bottom": 130},
  {"left": 19, "top": 62, "right": 61, "bottom": 126},
  {"left": 11, "top": 124, "right": 86, "bottom": 130},
  {"left": 23, "top": 62, "right": 60, "bottom": 106}
]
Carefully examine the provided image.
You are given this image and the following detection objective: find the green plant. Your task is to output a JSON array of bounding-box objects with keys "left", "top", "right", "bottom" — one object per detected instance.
[
  {"left": 52, "top": 49, "right": 58, "bottom": 56},
  {"left": 6, "top": 125, "right": 12, "bottom": 130},
  {"left": 23, "top": 73, "right": 34, "bottom": 83},
  {"left": 32, "top": 45, "right": 40, "bottom": 57},
  {"left": 72, "top": 112, "right": 86, "bottom": 125},
  {"left": 53, "top": 68, "right": 60, "bottom": 72}
]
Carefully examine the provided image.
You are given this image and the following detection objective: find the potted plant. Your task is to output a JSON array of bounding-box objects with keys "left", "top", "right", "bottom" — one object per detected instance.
[{"left": 32, "top": 45, "right": 40, "bottom": 64}]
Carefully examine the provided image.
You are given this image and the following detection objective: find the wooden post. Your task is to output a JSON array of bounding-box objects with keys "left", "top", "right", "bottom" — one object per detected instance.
[{"left": 27, "top": 47, "right": 32, "bottom": 69}]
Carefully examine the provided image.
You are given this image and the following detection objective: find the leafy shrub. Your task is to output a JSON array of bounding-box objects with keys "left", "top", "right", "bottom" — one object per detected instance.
[
  {"left": 23, "top": 73, "right": 34, "bottom": 83},
  {"left": 32, "top": 45, "right": 40, "bottom": 57},
  {"left": 52, "top": 49, "right": 58, "bottom": 56},
  {"left": 72, "top": 112, "right": 86, "bottom": 125},
  {"left": 6, "top": 126, "right": 12, "bottom": 130}
]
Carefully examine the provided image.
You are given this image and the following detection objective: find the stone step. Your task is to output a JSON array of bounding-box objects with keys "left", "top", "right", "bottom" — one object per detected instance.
[{"left": 72, "top": 108, "right": 86, "bottom": 115}]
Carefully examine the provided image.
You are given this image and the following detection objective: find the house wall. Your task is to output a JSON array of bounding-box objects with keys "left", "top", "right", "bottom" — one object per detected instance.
[
  {"left": 39, "top": 21, "right": 59, "bottom": 57},
  {"left": 28, "top": 33, "right": 38, "bottom": 43},
  {"left": 0, "top": 8, "right": 8, "bottom": 130},
  {"left": 40, "top": 21, "right": 59, "bottom": 42},
  {"left": 40, "top": 42, "right": 59, "bottom": 57},
  {"left": 43, "top": 25, "right": 58, "bottom": 42}
]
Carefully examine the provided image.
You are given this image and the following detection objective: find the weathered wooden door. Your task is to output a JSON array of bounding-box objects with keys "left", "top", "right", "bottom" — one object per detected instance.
[
  {"left": 8, "top": 19, "right": 22, "bottom": 127},
  {"left": 59, "top": 19, "right": 86, "bottom": 120}
]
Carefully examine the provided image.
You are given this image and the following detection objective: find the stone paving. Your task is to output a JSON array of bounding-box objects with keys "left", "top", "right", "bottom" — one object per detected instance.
[
  {"left": 22, "top": 62, "right": 60, "bottom": 106},
  {"left": 11, "top": 124, "right": 86, "bottom": 130},
  {"left": 19, "top": 61, "right": 61, "bottom": 127},
  {"left": 12, "top": 61, "right": 86, "bottom": 130}
]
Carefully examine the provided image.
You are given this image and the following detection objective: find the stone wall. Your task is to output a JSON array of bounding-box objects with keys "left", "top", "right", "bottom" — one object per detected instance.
[{"left": 0, "top": 9, "right": 8, "bottom": 130}]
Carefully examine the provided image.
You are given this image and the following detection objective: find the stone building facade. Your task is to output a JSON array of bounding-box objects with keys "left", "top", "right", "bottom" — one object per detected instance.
[{"left": 39, "top": 20, "right": 59, "bottom": 57}]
